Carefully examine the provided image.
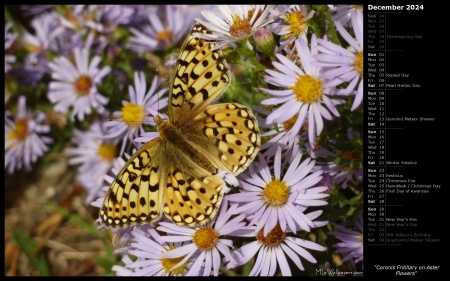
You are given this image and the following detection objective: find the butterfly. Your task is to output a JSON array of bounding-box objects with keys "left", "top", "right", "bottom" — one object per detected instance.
[{"left": 100, "top": 23, "right": 261, "bottom": 228}]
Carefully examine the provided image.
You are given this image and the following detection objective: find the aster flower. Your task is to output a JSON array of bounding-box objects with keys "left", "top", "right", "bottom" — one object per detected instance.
[
  {"left": 124, "top": 5, "right": 155, "bottom": 28},
  {"left": 5, "top": 96, "right": 53, "bottom": 174},
  {"left": 95, "top": 5, "right": 134, "bottom": 30},
  {"left": 260, "top": 34, "right": 344, "bottom": 148},
  {"left": 328, "top": 5, "right": 363, "bottom": 26},
  {"left": 22, "top": 12, "right": 64, "bottom": 69},
  {"left": 112, "top": 226, "right": 196, "bottom": 276},
  {"left": 58, "top": 5, "right": 104, "bottom": 33},
  {"left": 271, "top": 5, "right": 315, "bottom": 52},
  {"left": 10, "top": 12, "right": 63, "bottom": 84},
  {"left": 65, "top": 120, "right": 118, "bottom": 204},
  {"left": 156, "top": 202, "right": 246, "bottom": 276},
  {"left": 314, "top": 9, "right": 363, "bottom": 111},
  {"left": 229, "top": 210, "right": 327, "bottom": 276},
  {"left": 195, "top": 5, "right": 275, "bottom": 50},
  {"left": 56, "top": 5, "right": 114, "bottom": 52},
  {"left": 5, "top": 22, "right": 17, "bottom": 73},
  {"left": 253, "top": 105, "right": 303, "bottom": 160},
  {"left": 103, "top": 71, "right": 168, "bottom": 155},
  {"left": 328, "top": 215, "right": 363, "bottom": 263},
  {"left": 51, "top": 27, "right": 86, "bottom": 56},
  {"left": 47, "top": 47, "right": 111, "bottom": 121},
  {"left": 128, "top": 5, "right": 196, "bottom": 54},
  {"left": 227, "top": 146, "right": 328, "bottom": 237}
]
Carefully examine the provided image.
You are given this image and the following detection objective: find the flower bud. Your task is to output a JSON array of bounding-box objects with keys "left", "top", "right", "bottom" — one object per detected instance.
[{"left": 254, "top": 27, "right": 276, "bottom": 57}]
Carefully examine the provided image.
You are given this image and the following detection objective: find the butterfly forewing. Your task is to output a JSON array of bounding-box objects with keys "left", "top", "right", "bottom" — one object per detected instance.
[
  {"left": 100, "top": 138, "right": 166, "bottom": 227},
  {"left": 169, "top": 23, "right": 230, "bottom": 125}
]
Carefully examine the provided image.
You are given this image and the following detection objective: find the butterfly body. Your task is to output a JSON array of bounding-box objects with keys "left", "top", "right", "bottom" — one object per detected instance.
[
  {"left": 100, "top": 23, "right": 260, "bottom": 228},
  {"left": 155, "top": 115, "right": 217, "bottom": 175}
]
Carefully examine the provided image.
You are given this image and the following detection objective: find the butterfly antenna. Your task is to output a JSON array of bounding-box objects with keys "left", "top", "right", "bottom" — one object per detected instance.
[{"left": 156, "top": 69, "right": 161, "bottom": 117}]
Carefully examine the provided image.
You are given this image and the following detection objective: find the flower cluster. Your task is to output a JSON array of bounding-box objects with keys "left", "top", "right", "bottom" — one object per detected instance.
[{"left": 5, "top": 4, "right": 363, "bottom": 276}]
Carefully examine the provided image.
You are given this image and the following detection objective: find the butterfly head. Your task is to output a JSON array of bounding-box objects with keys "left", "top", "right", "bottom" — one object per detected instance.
[{"left": 154, "top": 115, "right": 169, "bottom": 130}]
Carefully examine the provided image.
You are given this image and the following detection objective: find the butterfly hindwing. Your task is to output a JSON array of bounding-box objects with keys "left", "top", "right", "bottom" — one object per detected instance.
[
  {"left": 164, "top": 164, "right": 224, "bottom": 227},
  {"left": 193, "top": 103, "right": 261, "bottom": 176}
]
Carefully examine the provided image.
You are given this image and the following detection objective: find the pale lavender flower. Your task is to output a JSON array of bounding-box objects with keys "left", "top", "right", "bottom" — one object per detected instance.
[
  {"left": 56, "top": 5, "right": 112, "bottom": 52},
  {"left": 102, "top": 72, "right": 168, "bottom": 155},
  {"left": 227, "top": 146, "right": 328, "bottom": 237},
  {"left": 5, "top": 22, "right": 17, "bottom": 73},
  {"left": 271, "top": 5, "right": 315, "bottom": 53},
  {"left": 65, "top": 120, "right": 118, "bottom": 204},
  {"left": 112, "top": 226, "right": 195, "bottom": 276},
  {"left": 156, "top": 202, "right": 246, "bottom": 276},
  {"left": 252, "top": 105, "right": 303, "bottom": 160},
  {"left": 195, "top": 5, "right": 275, "bottom": 50},
  {"left": 51, "top": 28, "right": 86, "bottom": 56},
  {"left": 13, "top": 12, "right": 64, "bottom": 84},
  {"left": 22, "top": 12, "right": 64, "bottom": 69},
  {"left": 47, "top": 47, "right": 111, "bottom": 121},
  {"left": 329, "top": 215, "right": 363, "bottom": 263},
  {"left": 95, "top": 5, "right": 134, "bottom": 29},
  {"left": 128, "top": 5, "right": 196, "bottom": 54},
  {"left": 5, "top": 96, "right": 53, "bottom": 174},
  {"left": 328, "top": 5, "right": 363, "bottom": 26},
  {"left": 125, "top": 5, "right": 154, "bottom": 28},
  {"left": 229, "top": 210, "right": 327, "bottom": 276},
  {"left": 260, "top": 34, "right": 344, "bottom": 148},
  {"left": 58, "top": 5, "right": 104, "bottom": 33},
  {"left": 314, "top": 9, "right": 363, "bottom": 111}
]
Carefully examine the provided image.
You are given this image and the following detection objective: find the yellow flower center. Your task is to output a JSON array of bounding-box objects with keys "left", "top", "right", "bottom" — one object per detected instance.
[
  {"left": 284, "top": 10, "right": 307, "bottom": 39},
  {"left": 229, "top": 13, "right": 252, "bottom": 38},
  {"left": 160, "top": 245, "right": 188, "bottom": 275},
  {"left": 25, "top": 43, "right": 43, "bottom": 53},
  {"left": 98, "top": 143, "right": 117, "bottom": 162},
  {"left": 156, "top": 30, "right": 173, "bottom": 43},
  {"left": 65, "top": 10, "right": 79, "bottom": 29},
  {"left": 291, "top": 74, "right": 323, "bottom": 103},
  {"left": 192, "top": 227, "right": 218, "bottom": 251},
  {"left": 355, "top": 51, "right": 363, "bottom": 77},
  {"left": 229, "top": 7, "right": 265, "bottom": 38},
  {"left": 263, "top": 178, "right": 289, "bottom": 206},
  {"left": 7, "top": 118, "right": 29, "bottom": 145},
  {"left": 256, "top": 224, "right": 285, "bottom": 247},
  {"left": 282, "top": 114, "right": 299, "bottom": 132},
  {"left": 121, "top": 103, "right": 145, "bottom": 128},
  {"left": 75, "top": 75, "right": 93, "bottom": 96}
]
